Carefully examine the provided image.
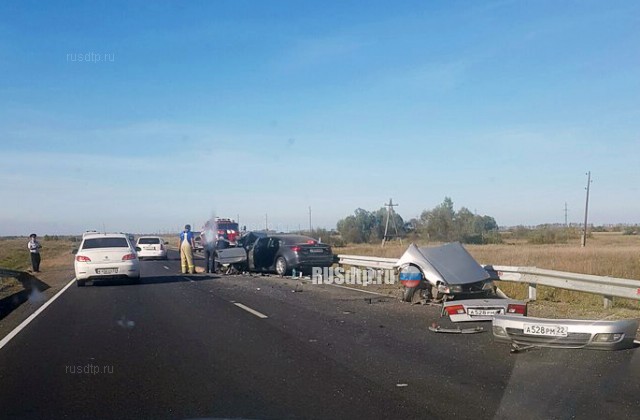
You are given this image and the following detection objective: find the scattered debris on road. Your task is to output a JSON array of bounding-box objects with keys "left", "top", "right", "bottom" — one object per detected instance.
[{"left": 428, "top": 323, "right": 484, "bottom": 334}]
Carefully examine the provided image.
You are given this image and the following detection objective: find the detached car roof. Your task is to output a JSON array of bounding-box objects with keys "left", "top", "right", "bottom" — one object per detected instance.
[{"left": 396, "top": 242, "right": 490, "bottom": 285}]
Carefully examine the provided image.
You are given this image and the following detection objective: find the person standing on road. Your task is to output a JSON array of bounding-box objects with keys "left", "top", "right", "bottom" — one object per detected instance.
[
  {"left": 202, "top": 221, "right": 217, "bottom": 274},
  {"left": 27, "top": 233, "right": 42, "bottom": 272},
  {"left": 179, "top": 224, "right": 196, "bottom": 274}
]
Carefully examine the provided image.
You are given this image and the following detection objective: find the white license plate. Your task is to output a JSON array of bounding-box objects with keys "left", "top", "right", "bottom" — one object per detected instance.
[
  {"left": 144, "top": 246, "right": 155, "bottom": 250},
  {"left": 523, "top": 324, "right": 568, "bottom": 337},
  {"left": 96, "top": 268, "right": 118, "bottom": 275},
  {"left": 468, "top": 308, "right": 502, "bottom": 316},
  {"left": 309, "top": 249, "right": 323, "bottom": 253}
]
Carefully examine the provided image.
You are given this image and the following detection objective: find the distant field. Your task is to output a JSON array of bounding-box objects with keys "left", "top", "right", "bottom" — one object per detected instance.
[{"left": 336, "top": 232, "right": 640, "bottom": 315}]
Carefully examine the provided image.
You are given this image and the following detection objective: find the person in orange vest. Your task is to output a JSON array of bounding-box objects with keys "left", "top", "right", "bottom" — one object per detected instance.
[{"left": 179, "top": 224, "right": 196, "bottom": 274}]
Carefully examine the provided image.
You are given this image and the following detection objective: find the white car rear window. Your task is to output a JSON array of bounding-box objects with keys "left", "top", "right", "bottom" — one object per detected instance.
[{"left": 82, "top": 238, "right": 129, "bottom": 249}]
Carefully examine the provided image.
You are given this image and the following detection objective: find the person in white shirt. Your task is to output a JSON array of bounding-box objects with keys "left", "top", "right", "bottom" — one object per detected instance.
[{"left": 27, "top": 233, "right": 42, "bottom": 272}]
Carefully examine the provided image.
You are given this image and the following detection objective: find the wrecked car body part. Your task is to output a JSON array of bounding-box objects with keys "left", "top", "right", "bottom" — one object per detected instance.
[
  {"left": 428, "top": 323, "right": 484, "bottom": 334},
  {"left": 442, "top": 298, "right": 527, "bottom": 323},
  {"left": 492, "top": 314, "right": 639, "bottom": 351},
  {"left": 216, "top": 248, "right": 248, "bottom": 266},
  {"left": 510, "top": 343, "right": 538, "bottom": 354},
  {"left": 396, "top": 243, "right": 496, "bottom": 302}
]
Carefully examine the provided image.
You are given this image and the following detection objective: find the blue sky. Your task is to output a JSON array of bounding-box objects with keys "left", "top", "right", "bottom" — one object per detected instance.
[{"left": 1, "top": 0, "right": 639, "bottom": 235}]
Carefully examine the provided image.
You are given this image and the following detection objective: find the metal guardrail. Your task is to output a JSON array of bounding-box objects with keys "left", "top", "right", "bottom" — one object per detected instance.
[
  {"left": 336, "top": 254, "right": 640, "bottom": 308},
  {"left": 337, "top": 255, "right": 398, "bottom": 270},
  {"left": 484, "top": 265, "right": 640, "bottom": 308}
]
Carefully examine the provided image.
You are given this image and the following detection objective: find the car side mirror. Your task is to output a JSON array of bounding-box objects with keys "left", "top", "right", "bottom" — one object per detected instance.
[
  {"left": 135, "top": 247, "right": 141, "bottom": 252},
  {"left": 72, "top": 248, "right": 78, "bottom": 254}
]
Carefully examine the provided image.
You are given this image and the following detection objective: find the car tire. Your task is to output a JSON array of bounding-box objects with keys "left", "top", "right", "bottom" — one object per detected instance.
[
  {"left": 402, "top": 283, "right": 430, "bottom": 303},
  {"left": 401, "top": 286, "right": 417, "bottom": 302},
  {"left": 76, "top": 279, "right": 86, "bottom": 287},
  {"left": 275, "top": 257, "right": 288, "bottom": 276},
  {"left": 130, "top": 275, "right": 141, "bottom": 284}
]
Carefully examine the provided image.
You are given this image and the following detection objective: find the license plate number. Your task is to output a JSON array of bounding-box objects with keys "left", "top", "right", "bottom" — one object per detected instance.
[
  {"left": 309, "top": 249, "right": 323, "bottom": 253},
  {"left": 523, "top": 324, "right": 568, "bottom": 337},
  {"left": 97, "top": 268, "right": 118, "bottom": 275},
  {"left": 144, "top": 246, "right": 155, "bottom": 250},
  {"left": 468, "top": 308, "right": 502, "bottom": 316}
]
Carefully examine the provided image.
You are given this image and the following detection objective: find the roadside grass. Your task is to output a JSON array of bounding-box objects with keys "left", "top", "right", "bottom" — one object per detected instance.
[
  {"left": 0, "top": 237, "right": 76, "bottom": 271},
  {"left": 335, "top": 233, "right": 640, "bottom": 316},
  {"left": 1, "top": 237, "right": 77, "bottom": 300}
]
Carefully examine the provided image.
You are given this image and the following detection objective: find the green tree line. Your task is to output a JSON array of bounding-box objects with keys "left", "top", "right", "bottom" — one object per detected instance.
[{"left": 336, "top": 197, "right": 500, "bottom": 244}]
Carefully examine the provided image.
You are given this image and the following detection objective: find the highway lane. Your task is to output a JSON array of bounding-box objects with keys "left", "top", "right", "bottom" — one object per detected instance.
[
  {"left": 1, "top": 250, "right": 639, "bottom": 419},
  {"left": 0, "top": 252, "right": 428, "bottom": 419}
]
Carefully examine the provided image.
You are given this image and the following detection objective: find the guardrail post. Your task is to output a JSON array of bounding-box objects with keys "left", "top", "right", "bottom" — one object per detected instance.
[
  {"left": 603, "top": 295, "right": 614, "bottom": 309},
  {"left": 528, "top": 283, "right": 537, "bottom": 301}
]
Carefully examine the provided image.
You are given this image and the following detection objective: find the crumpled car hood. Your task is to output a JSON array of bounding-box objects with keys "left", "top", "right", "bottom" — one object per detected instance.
[{"left": 395, "top": 242, "right": 490, "bottom": 285}]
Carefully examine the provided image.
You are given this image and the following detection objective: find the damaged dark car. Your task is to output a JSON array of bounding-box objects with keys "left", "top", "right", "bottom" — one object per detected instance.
[{"left": 218, "top": 232, "right": 334, "bottom": 276}]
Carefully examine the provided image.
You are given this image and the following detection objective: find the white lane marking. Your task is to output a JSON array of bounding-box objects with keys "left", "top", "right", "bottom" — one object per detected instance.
[
  {"left": 0, "top": 277, "right": 76, "bottom": 351},
  {"left": 233, "top": 302, "right": 268, "bottom": 319},
  {"left": 163, "top": 266, "right": 170, "bottom": 270},
  {"left": 328, "top": 283, "right": 383, "bottom": 296}
]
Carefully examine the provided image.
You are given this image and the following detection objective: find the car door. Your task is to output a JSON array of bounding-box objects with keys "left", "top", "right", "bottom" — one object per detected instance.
[
  {"left": 249, "top": 237, "right": 270, "bottom": 271},
  {"left": 264, "top": 237, "right": 281, "bottom": 270}
]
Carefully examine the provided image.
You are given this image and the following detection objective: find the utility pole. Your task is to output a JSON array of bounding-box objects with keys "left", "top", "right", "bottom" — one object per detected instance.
[
  {"left": 564, "top": 202, "right": 568, "bottom": 227},
  {"left": 582, "top": 171, "right": 592, "bottom": 247},
  {"left": 381, "top": 198, "right": 402, "bottom": 248},
  {"left": 265, "top": 213, "right": 268, "bottom": 232},
  {"left": 308, "top": 206, "right": 312, "bottom": 234}
]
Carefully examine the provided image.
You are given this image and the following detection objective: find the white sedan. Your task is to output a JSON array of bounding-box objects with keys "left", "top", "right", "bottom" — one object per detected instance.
[
  {"left": 74, "top": 233, "right": 140, "bottom": 286},
  {"left": 136, "top": 236, "right": 168, "bottom": 260}
]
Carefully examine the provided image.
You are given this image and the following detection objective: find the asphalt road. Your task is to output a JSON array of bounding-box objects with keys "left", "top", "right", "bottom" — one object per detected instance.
[{"left": 1, "top": 250, "right": 639, "bottom": 419}]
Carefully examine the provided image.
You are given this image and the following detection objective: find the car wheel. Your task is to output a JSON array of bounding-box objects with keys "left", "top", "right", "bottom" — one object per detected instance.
[
  {"left": 130, "top": 275, "right": 141, "bottom": 284},
  {"left": 275, "top": 257, "right": 288, "bottom": 276},
  {"left": 401, "top": 286, "right": 417, "bottom": 302},
  {"left": 76, "top": 279, "right": 86, "bottom": 287}
]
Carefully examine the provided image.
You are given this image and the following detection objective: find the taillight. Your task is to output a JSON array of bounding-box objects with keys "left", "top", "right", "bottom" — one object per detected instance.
[
  {"left": 122, "top": 253, "right": 137, "bottom": 261},
  {"left": 507, "top": 304, "right": 527, "bottom": 315},
  {"left": 75, "top": 255, "right": 91, "bottom": 262},
  {"left": 445, "top": 305, "right": 466, "bottom": 315},
  {"left": 306, "top": 240, "right": 315, "bottom": 244},
  {"left": 290, "top": 246, "right": 301, "bottom": 253},
  {"left": 160, "top": 244, "right": 165, "bottom": 250}
]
